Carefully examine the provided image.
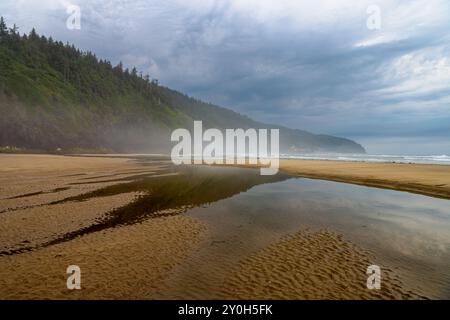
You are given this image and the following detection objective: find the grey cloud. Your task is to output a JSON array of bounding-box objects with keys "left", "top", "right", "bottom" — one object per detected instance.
[{"left": 1, "top": 0, "right": 449, "bottom": 153}]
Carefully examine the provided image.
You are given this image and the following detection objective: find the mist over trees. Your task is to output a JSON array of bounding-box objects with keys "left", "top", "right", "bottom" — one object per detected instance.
[{"left": 0, "top": 18, "right": 365, "bottom": 154}]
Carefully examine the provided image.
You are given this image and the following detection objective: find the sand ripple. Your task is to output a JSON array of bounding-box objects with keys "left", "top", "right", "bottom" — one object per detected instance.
[{"left": 222, "top": 229, "right": 424, "bottom": 299}]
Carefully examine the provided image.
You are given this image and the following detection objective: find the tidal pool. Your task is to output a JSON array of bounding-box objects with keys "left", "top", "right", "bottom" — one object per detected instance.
[{"left": 166, "top": 167, "right": 450, "bottom": 299}]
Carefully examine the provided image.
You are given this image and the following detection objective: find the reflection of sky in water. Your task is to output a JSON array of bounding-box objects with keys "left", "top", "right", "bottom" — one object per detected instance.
[
  {"left": 293, "top": 179, "right": 450, "bottom": 261},
  {"left": 190, "top": 177, "right": 450, "bottom": 298},
  {"left": 257, "top": 178, "right": 450, "bottom": 260}
]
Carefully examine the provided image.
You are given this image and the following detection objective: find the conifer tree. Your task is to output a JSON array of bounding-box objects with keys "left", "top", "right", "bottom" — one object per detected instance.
[{"left": 0, "top": 17, "right": 7, "bottom": 37}]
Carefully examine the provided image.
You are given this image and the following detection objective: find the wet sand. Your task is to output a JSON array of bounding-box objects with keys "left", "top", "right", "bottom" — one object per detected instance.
[
  {"left": 0, "top": 215, "right": 207, "bottom": 299},
  {"left": 0, "top": 154, "right": 207, "bottom": 299},
  {"left": 0, "top": 154, "right": 447, "bottom": 299},
  {"left": 223, "top": 230, "right": 419, "bottom": 299}
]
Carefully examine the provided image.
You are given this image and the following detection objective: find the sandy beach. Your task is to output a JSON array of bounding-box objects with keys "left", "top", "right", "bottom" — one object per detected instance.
[
  {"left": 0, "top": 154, "right": 448, "bottom": 299},
  {"left": 0, "top": 154, "right": 208, "bottom": 299},
  {"left": 278, "top": 159, "right": 450, "bottom": 199}
]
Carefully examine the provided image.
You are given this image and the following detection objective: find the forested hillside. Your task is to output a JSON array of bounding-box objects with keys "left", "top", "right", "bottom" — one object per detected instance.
[{"left": 0, "top": 18, "right": 365, "bottom": 153}]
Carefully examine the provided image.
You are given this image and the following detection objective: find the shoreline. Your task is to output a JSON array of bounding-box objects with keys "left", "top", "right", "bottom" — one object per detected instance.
[
  {"left": 220, "top": 158, "right": 450, "bottom": 200},
  {"left": 277, "top": 159, "right": 450, "bottom": 200},
  {"left": 1, "top": 153, "right": 449, "bottom": 199}
]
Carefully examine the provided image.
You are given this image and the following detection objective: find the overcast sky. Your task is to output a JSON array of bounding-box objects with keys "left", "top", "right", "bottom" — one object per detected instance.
[{"left": 1, "top": 0, "right": 450, "bottom": 154}]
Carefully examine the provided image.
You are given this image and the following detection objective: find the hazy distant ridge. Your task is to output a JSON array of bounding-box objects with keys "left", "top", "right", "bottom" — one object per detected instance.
[{"left": 0, "top": 20, "right": 365, "bottom": 154}]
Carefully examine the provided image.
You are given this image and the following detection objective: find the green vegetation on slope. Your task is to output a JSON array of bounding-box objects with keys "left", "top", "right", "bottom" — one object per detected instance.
[{"left": 0, "top": 18, "right": 365, "bottom": 153}]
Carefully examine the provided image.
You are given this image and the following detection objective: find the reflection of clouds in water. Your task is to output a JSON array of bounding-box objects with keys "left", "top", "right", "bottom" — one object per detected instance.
[
  {"left": 374, "top": 212, "right": 449, "bottom": 254},
  {"left": 355, "top": 191, "right": 450, "bottom": 258},
  {"left": 187, "top": 174, "right": 449, "bottom": 298},
  {"left": 266, "top": 178, "right": 450, "bottom": 260}
]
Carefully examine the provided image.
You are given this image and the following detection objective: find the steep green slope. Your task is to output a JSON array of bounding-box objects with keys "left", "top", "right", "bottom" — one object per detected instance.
[{"left": 0, "top": 19, "right": 365, "bottom": 154}]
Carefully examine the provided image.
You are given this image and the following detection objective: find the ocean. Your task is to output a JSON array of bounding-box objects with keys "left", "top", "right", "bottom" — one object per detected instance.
[{"left": 280, "top": 153, "right": 450, "bottom": 165}]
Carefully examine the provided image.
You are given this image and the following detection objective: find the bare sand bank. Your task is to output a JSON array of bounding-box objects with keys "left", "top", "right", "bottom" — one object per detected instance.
[{"left": 274, "top": 159, "right": 450, "bottom": 199}]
